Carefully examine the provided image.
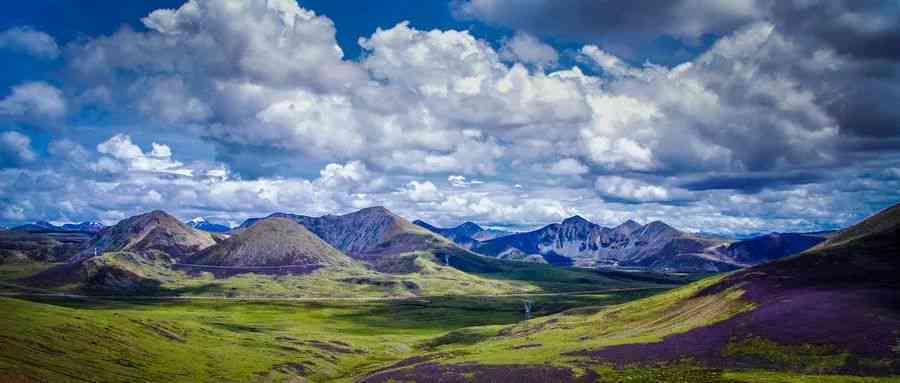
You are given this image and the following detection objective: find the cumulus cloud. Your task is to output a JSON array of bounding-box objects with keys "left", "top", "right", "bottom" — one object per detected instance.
[
  {"left": 544, "top": 158, "right": 588, "bottom": 176},
  {"left": 1, "top": 0, "right": 897, "bottom": 235},
  {"left": 0, "top": 27, "right": 59, "bottom": 59},
  {"left": 0, "top": 131, "right": 37, "bottom": 165},
  {"left": 65, "top": 3, "right": 589, "bottom": 175},
  {"left": 595, "top": 176, "right": 676, "bottom": 203},
  {"left": 447, "top": 175, "right": 484, "bottom": 188},
  {"left": 95, "top": 134, "right": 192, "bottom": 176},
  {"left": 0, "top": 82, "right": 66, "bottom": 125},
  {"left": 499, "top": 32, "right": 559, "bottom": 68},
  {"left": 400, "top": 180, "right": 443, "bottom": 202}
]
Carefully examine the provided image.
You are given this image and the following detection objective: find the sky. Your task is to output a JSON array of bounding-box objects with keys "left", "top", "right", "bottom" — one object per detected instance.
[{"left": 1, "top": 0, "right": 899, "bottom": 236}]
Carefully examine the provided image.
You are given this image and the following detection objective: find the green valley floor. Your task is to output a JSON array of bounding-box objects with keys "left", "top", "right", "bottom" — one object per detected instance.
[{"left": 1, "top": 286, "right": 897, "bottom": 382}]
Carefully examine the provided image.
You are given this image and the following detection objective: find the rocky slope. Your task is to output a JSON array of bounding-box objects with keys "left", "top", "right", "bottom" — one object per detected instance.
[
  {"left": 75, "top": 210, "right": 215, "bottom": 261},
  {"left": 186, "top": 217, "right": 353, "bottom": 268}
]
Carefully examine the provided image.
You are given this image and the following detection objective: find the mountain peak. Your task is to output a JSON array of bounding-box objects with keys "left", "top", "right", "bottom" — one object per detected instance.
[
  {"left": 143, "top": 210, "right": 176, "bottom": 220},
  {"left": 77, "top": 210, "right": 215, "bottom": 261},
  {"left": 456, "top": 221, "right": 484, "bottom": 234},
  {"left": 613, "top": 219, "right": 643, "bottom": 233},
  {"left": 561, "top": 215, "right": 592, "bottom": 226},
  {"left": 642, "top": 220, "right": 680, "bottom": 236},
  {"left": 187, "top": 217, "right": 351, "bottom": 268},
  {"left": 355, "top": 206, "right": 394, "bottom": 216},
  {"left": 188, "top": 217, "right": 207, "bottom": 224}
]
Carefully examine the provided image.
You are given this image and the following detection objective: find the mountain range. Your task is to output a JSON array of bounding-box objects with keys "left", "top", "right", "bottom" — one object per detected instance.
[
  {"left": 8, "top": 207, "right": 829, "bottom": 278},
  {"left": 412, "top": 220, "right": 512, "bottom": 248},
  {"left": 415, "top": 216, "right": 826, "bottom": 272},
  {"left": 26, "top": 207, "right": 526, "bottom": 293},
  {"left": 11, "top": 220, "right": 105, "bottom": 233}
]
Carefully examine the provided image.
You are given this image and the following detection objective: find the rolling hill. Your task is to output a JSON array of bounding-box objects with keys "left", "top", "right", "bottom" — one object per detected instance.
[
  {"left": 75, "top": 210, "right": 216, "bottom": 261},
  {"left": 185, "top": 217, "right": 353, "bottom": 268}
]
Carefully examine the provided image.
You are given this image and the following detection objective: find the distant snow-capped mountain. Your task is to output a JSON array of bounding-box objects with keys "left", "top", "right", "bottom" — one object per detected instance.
[{"left": 186, "top": 217, "right": 231, "bottom": 233}]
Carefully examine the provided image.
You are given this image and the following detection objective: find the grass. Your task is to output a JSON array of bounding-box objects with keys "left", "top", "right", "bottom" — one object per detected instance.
[
  {"left": 723, "top": 371, "right": 900, "bottom": 382},
  {"left": 2, "top": 276, "right": 897, "bottom": 382},
  {"left": 723, "top": 337, "right": 851, "bottom": 373},
  {"left": 0, "top": 290, "right": 651, "bottom": 383},
  {"left": 3, "top": 259, "right": 896, "bottom": 382},
  {"left": 414, "top": 274, "right": 754, "bottom": 366}
]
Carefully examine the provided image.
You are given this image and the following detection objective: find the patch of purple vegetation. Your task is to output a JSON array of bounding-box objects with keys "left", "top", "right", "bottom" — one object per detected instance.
[{"left": 576, "top": 225, "right": 900, "bottom": 374}]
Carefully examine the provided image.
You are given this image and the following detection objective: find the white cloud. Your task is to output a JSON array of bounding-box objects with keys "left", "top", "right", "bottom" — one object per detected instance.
[
  {"left": 448, "top": 175, "right": 470, "bottom": 188},
  {"left": 499, "top": 32, "right": 559, "bottom": 68},
  {"left": 0, "top": 131, "right": 37, "bottom": 164},
  {"left": 595, "top": 176, "right": 674, "bottom": 203},
  {"left": 401, "top": 180, "right": 443, "bottom": 202},
  {"left": 0, "top": 82, "right": 66, "bottom": 125},
  {"left": 0, "top": 27, "right": 59, "bottom": 59},
  {"left": 545, "top": 158, "right": 589, "bottom": 175},
  {"left": 95, "top": 134, "right": 192, "bottom": 176},
  {"left": 580, "top": 46, "right": 641, "bottom": 78},
  {"left": 316, "top": 161, "right": 384, "bottom": 193},
  {"left": 48, "top": 139, "right": 91, "bottom": 163}
]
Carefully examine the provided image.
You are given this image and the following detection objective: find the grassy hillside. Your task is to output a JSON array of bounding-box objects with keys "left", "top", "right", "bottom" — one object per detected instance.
[{"left": 0, "top": 291, "right": 658, "bottom": 383}]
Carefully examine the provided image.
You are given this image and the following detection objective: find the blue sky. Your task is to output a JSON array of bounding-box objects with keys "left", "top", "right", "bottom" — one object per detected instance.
[{"left": 1, "top": 0, "right": 899, "bottom": 235}]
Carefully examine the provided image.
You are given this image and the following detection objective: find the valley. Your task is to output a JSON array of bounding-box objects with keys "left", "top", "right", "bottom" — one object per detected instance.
[{"left": 0, "top": 204, "right": 897, "bottom": 382}]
